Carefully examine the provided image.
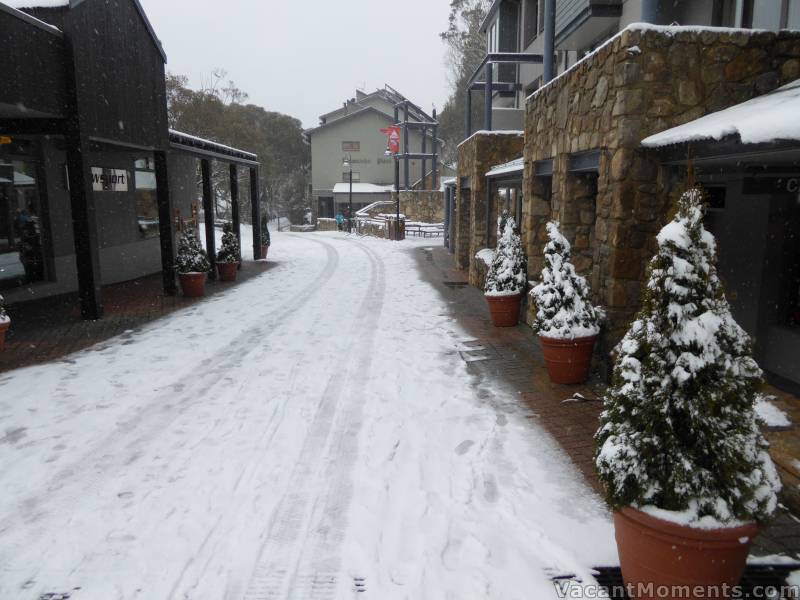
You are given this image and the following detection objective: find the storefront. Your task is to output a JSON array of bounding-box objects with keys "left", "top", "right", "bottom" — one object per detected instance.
[
  {"left": 643, "top": 82, "right": 800, "bottom": 387},
  {"left": 0, "top": 0, "right": 262, "bottom": 319}
]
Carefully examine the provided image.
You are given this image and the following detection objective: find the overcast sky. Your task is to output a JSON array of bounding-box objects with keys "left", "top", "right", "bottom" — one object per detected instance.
[{"left": 137, "top": 0, "right": 454, "bottom": 129}]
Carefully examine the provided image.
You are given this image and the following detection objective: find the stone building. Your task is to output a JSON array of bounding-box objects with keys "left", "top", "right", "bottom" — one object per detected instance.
[{"left": 521, "top": 25, "right": 800, "bottom": 358}]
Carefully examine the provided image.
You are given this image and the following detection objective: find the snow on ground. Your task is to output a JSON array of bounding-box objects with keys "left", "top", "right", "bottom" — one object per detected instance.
[
  {"left": 756, "top": 396, "right": 792, "bottom": 427},
  {"left": 0, "top": 232, "right": 616, "bottom": 599}
]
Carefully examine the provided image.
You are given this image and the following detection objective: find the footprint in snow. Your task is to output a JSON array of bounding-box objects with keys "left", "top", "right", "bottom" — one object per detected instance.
[{"left": 455, "top": 440, "right": 475, "bottom": 455}]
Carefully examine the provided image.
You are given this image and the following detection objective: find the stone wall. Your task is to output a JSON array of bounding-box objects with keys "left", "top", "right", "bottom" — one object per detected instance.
[
  {"left": 316, "top": 218, "right": 338, "bottom": 232},
  {"left": 456, "top": 131, "right": 525, "bottom": 287},
  {"left": 394, "top": 191, "right": 445, "bottom": 223},
  {"left": 523, "top": 25, "right": 800, "bottom": 351}
]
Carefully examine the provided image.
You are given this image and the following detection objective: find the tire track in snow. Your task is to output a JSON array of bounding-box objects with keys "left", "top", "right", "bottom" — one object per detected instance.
[
  {"left": 242, "top": 238, "right": 386, "bottom": 600},
  {"left": 0, "top": 236, "right": 342, "bottom": 578}
]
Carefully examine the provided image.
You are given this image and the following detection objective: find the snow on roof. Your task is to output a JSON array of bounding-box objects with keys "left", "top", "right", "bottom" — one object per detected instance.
[
  {"left": 458, "top": 130, "right": 524, "bottom": 148},
  {"left": 332, "top": 183, "right": 394, "bottom": 194},
  {"left": 527, "top": 23, "right": 769, "bottom": 104},
  {"left": 0, "top": 172, "right": 35, "bottom": 186},
  {"left": 642, "top": 79, "right": 800, "bottom": 148},
  {"left": 169, "top": 129, "right": 257, "bottom": 160},
  {"left": 3, "top": 0, "right": 68, "bottom": 7},
  {"left": 486, "top": 157, "right": 524, "bottom": 178}
]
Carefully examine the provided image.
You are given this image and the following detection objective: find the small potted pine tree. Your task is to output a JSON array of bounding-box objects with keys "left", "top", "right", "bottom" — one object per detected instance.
[
  {"left": 529, "top": 221, "right": 603, "bottom": 384},
  {"left": 596, "top": 188, "right": 780, "bottom": 598},
  {"left": 260, "top": 217, "right": 271, "bottom": 260},
  {"left": 176, "top": 225, "right": 211, "bottom": 297},
  {"left": 0, "top": 294, "right": 9, "bottom": 351},
  {"left": 216, "top": 223, "right": 241, "bottom": 282},
  {"left": 484, "top": 214, "right": 527, "bottom": 327}
]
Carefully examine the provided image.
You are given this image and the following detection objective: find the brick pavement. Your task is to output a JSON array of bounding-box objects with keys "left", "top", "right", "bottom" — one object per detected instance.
[
  {"left": 0, "top": 260, "right": 275, "bottom": 374},
  {"left": 416, "top": 244, "right": 800, "bottom": 559}
]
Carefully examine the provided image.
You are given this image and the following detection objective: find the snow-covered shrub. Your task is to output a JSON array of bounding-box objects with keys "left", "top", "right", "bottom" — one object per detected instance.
[
  {"left": 175, "top": 226, "right": 211, "bottom": 274},
  {"left": 484, "top": 214, "right": 527, "bottom": 297},
  {"left": 595, "top": 188, "right": 780, "bottom": 526},
  {"left": 0, "top": 294, "right": 8, "bottom": 323},
  {"left": 529, "top": 221, "right": 603, "bottom": 339},
  {"left": 217, "top": 223, "right": 241, "bottom": 263}
]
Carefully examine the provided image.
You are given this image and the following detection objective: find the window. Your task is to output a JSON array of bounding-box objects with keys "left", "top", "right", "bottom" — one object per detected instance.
[
  {"left": 134, "top": 156, "right": 159, "bottom": 239},
  {"left": 341, "top": 141, "right": 360, "bottom": 152},
  {"left": 788, "top": 0, "right": 800, "bottom": 28},
  {"left": 523, "top": 0, "right": 539, "bottom": 47},
  {"left": 488, "top": 21, "right": 498, "bottom": 52},
  {"left": 736, "top": 0, "right": 800, "bottom": 28},
  {"left": 342, "top": 172, "right": 360, "bottom": 182},
  {"left": 0, "top": 155, "right": 47, "bottom": 289}
]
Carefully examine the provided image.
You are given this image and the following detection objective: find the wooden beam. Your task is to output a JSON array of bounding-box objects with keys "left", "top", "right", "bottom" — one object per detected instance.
[
  {"left": 201, "top": 158, "right": 217, "bottom": 279},
  {"left": 155, "top": 150, "right": 176, "bottom": 295}
]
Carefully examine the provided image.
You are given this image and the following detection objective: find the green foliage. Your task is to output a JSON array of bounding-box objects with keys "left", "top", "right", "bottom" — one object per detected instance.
[
  {"left": 260, "top": 216, "right": 271, "bottom": 247},
  {"left": 175, "top": 226, "right": 211, "bottom": 274},
  {"left": 166, "top": 71, "right": 310, "bottom": 224},
  {"left": 217, "top": 223, "right": 241, "bottom": 264},
  {"left": 530, "top": 221, "right": 603, "bottom": 339},
  {"left": 0, "top": 294, "right": 7, "bottom": 322},
  {"left": 438, "top": 0, "right": 490, "bottom": 165},
  {"left": 595, "top": 189, "right": 780, "bottom": 525},
  {"left": 484, "top": 214, "right": 527, "bottom": 296}
]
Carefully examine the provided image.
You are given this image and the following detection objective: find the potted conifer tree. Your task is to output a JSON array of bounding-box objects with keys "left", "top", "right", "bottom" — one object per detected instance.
[
  {"left": 484, "top": 214, "right": 527, "bottom": 327},
  {"left": 529, "top": 221, "right": 603, "bottom": 384},
  {"left": 260, "top": 217, "right": 271, "bottom": 260},
  {"left": 0, "top": 294, "right": 9, "bottom": 351},
  {"left": 176, "top": 226, "right": 211, "bottom": 297},
  {"left": 595, "top": 189, "right": 780, "bottom": 599},
  {"left": 216, "top": 223, "right": 241, "bottom": 282}
]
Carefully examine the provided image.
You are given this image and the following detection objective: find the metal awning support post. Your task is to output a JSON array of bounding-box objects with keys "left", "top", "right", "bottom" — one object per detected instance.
[
  {"left": 449, "top": 187, "right": 456, "bottom": 254},
  {"left": 155, "top": 150, "right": 176, "bottom": 295},
  {"left": 484, "top": 62, "right": 493, "bottom": 131},
  {"left": 543, "top": 0, "right": 556, "bottom": 83},
  {"left": 485, "top": 178, "right": 493, "bottom": 247},
  {"left": 421, "top": 127, "right": 427, "bottom": 190},
  {"left": 443, "top": 186, "right": 451, "bottom": 249},
  {"left": 394, "top": 155, "right": 401, "bottom": 241},
  {"left": 201, "top": 158, "right": 217, "bottom": 279},
  {"left": 465, "top": 89, "right": 472, "bottom": 139},
  {"left": 432, "top": 109, "right": 439, "bottom": 190},
  {"left": 229, "top": 163, "right": 241, "bottom": 267},
  {"left": 250, "top": 166, "right": 262, "bottom": 259},
  {"left": 403, "top": 102, "right": 410, "bottom": 191},
  {"left": 64, "top": 37, "right": 102, "bottom": 319}
]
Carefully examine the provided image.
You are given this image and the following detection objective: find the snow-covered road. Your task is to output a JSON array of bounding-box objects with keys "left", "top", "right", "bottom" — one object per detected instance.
[{"left": 0, "top": 232, "right": 616, "bottom": 600}]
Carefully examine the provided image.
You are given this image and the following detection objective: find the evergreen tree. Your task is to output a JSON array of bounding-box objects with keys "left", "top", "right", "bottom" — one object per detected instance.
[
  {"left": 595, "top": 189, "right": 780, "bottom": 525},
  {"left": 530, "top": 221, "right": 603, "bottom": 339},
  {"left": 484, "top": 214, "right": 527, "bottom": 296},
  {"left": 217, "top": 223, "right": 241, "bottom": 263},
  {"left": 0, "top": 294, "right": 8, "bottom": 322},
  {"left": 261, "top": 216, "right": 271, "bottom": 247},
  {"left": 175, "top": 226, "right": 211, "bottom": 274}
]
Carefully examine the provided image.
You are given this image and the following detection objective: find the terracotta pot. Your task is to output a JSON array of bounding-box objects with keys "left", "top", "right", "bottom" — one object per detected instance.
[
  {"left": 178, "top": 272, "right": 207, "bottom": 298},
  {"left": 0, "top": 319, "right": 10, "bottom": 351},
  {"left": 539, "top": 334, "right": 596, "bottom": 384},
  {"left": 217, "top": 261, "right": 238, "bottom": 282},
  {"left": 614, "top": 507, "right": 758, "bottom": 600},
  {"left": 261, "top": 244, "right": 269, "bottom": 260},
  {"left": 485, "top": 293, "right": 522, "bottom": 327}
]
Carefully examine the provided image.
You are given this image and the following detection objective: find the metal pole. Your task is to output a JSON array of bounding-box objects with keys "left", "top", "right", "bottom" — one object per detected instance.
[
  {"left": 444, "top": 186, "right": 450, "bottom": 249},
  {"left": 485, "top": 179, "right": 492, "bottom": 247},
  {"left": 421, "top": 127, "right": 427, "bottom": 190},
  {"left": 201, "top": 158, "right": 216, "bottom": 279},
  {"left": 229, "top": 163, "right": 240, "bottom": 250},
  {"left": 484, "top": 62, "right": 493, "bottom": 131},
  {"left": 403, "top": 101, "right": 410, "bottom": 191},
  {"left": 155, "top": 150, "right": 176, "bottom": 295},
  {"left": 543, "top": 0, "right": 556, "bottom": 83},
  {"left": 641, "top": 0, "right": 659, "bottom": 23},
  {"left": 394, "top": 157, "right": 401, "bottom": 241},
  {"left": 348, "top": 167, "right": 353, "bottom": 233},
  {"left": 465, "top": 89, "right": 472, "bottom": 139},
  {"left": 250, "top": 167, "right": 262, "bottom": 260},
  {"left": 432, "top": 108, "right": 438, "bottom": 190}
]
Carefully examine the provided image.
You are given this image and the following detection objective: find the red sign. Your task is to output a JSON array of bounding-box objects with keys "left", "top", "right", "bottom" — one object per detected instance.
[{"left": 380, "top": 126, "right": 401, "bottom": 155}]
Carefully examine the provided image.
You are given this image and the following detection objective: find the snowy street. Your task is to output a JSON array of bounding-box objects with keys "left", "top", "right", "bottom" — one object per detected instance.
[{"left": 0, "top": 232, "right": 616, "bottom": 599}]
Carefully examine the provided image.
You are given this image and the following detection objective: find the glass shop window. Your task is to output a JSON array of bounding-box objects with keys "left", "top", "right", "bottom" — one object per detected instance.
[
  {"left": 342, "top": 171, "right": 360, "bottom": 182},
  {"left": 341, "top": 141, "right": 360, "bottom": 152},
  {"left": 135, "top": 157, "right": 160, "bottom": 239},
  {"left": 0, "top": 158, "right": 47, "bottom": 289}
]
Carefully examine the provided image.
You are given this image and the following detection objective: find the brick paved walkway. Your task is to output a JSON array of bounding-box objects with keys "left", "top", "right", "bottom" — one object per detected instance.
[
  {"left": 416, "top": 245, "right": 800, "bottom": 558},
  {"left": 0, "top": 260, "right": 275, "bottom": 373}
]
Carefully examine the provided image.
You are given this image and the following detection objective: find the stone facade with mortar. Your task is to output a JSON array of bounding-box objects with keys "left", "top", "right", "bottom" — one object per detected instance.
[
  {"left": 455, "top": 131, "right": 524, "bottom": 288},
  {"left": 521, "top": 25, "right": 800, "bottom": 353},
  {"left": 393, "top": 191, "right": 445, "bottom": 223}
]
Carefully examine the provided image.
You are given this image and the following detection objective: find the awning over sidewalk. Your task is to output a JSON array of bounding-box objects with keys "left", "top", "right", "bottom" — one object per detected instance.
[
  {"left": 642, "top": 79, "right": 800, "bottom": 149},
  {"left": 486, "top": 156, "right": 524, "bottom": 179}
]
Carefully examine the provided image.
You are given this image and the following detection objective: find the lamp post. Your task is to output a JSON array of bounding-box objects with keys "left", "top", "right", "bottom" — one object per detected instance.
[{"left": 342, "top": 155, "right": 353, "bottom": 233}]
